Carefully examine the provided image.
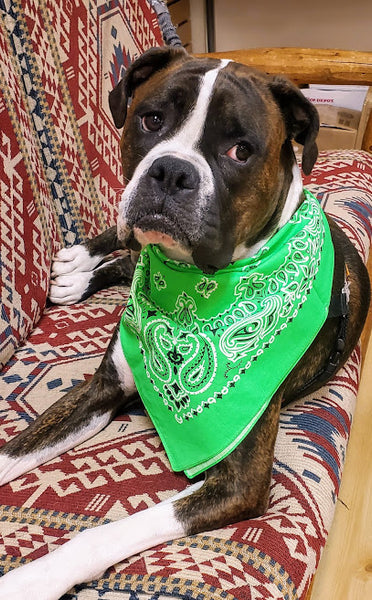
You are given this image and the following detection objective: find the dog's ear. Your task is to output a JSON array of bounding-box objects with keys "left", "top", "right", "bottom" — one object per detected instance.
[
  {"left": 109, "top": 46, "right": 187, "bottom": 129},
  {"left": 269, "top": 77, "right": 319, "bottom": 175}
]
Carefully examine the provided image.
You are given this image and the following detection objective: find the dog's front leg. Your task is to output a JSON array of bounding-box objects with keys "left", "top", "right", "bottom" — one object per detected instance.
[
  {"left": 0, "top": 479, "right": 204, "bottom": 600},
  {"left": 49, "top": 253, "right": 135, "bottom": 304},
  {"left": 52, "top": 226, "right": 123, "bottom": 275},
  {"left": 0, "top": 392, "right": 281, "bottom": 600},
  {"left": 0, "top": 327, "right": 135, "bottom": 486},
  {"left": 175, "top": 389, "right": 283, "bottom": 532}
]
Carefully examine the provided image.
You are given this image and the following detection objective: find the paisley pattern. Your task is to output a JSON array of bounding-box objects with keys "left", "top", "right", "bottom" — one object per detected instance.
[
  {"left": 195, "top": 276, "right": 219, "bottom": 298},
  {"left": 120, "top": 190, "right": 334, "bottom": 477}
]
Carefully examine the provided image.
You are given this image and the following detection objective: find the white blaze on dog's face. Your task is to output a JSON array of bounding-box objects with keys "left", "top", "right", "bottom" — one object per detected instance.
[
  {"left": 118, "top": 59, "right": 230, "bottom": 265},
  {"left": 110, "top": 48, "right": 318, "bottom": 273}
]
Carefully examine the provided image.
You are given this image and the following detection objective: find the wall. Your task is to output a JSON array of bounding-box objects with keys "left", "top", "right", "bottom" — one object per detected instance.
[
  {"left": 213, "top": 0, "right": 372, "bottom": 52},
  {"left": 189, "top": 0, "right": 208, "bottom": 52}
]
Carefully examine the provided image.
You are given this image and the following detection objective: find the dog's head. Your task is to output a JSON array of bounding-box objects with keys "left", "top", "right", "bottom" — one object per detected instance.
[{"left": 109, "top": 47, "right": 319, "bottom": 273}]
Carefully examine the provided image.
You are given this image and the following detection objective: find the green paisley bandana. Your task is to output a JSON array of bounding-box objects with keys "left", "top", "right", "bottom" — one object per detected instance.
[{"left": 120, "top": 189, "right": 334, "bottom": 478}]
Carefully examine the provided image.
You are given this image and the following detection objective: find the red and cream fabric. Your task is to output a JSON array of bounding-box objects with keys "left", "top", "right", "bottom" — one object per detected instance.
[
  {"left": 0, "top": 0, "right": 162, "bottom": 368},
  {"left": 1, "top": 2, "right": 372, "bottom": 599}
]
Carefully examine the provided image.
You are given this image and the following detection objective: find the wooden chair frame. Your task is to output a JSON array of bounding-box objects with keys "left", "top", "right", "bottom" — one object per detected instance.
[{"left": 199, "top": 48, "right": 372, "bottom": 599}]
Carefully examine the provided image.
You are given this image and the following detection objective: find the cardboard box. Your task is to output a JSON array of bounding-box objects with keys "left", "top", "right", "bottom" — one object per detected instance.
[
  {"left": 315, "top": 104, "right": 358, "bottom": 150},
  {"left": 303, "top": 85, "right": 368, "bottom": 111},
  {"left": 316, "top": 105, "right": 361, "bottom": 130},
  {"left": 301, "top": 86, "right": 369, "bottom": 150},
  {"left": 293, "top": 125, "right": 357, "bottom": 153},
  {"left": 316, "top": 127, "right": 358, "bottom": 151}
]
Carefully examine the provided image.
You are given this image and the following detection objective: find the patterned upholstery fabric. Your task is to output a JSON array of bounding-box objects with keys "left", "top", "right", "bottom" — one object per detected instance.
[
  {"left": 0, "top": 3, "right": 372, "bottom": 600},
  {"left": 0, "top": 0, "right": 162, "bottom": 368}
]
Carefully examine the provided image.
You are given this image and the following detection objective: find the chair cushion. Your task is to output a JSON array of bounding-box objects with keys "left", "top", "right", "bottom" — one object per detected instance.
[
  {"left": 0, "top": 150, "right": 371, "bottom": 600},
  {"left": 0, "top": 32, "right": 58, "bottom": 367},
  {"left": 0, "top": 0, "right": 162, "bottom": 367}
]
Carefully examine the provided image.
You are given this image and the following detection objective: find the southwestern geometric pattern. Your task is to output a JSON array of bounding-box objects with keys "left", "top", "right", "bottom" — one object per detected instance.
[
  {"left": 0, "top": 331, "right": 364, "bottom": 600},
  {"left": 0, "top": 0, "right": 162, "bottom": 368},
  {"left": 1, "top": 1, "right": 372, "bottom": 598}
]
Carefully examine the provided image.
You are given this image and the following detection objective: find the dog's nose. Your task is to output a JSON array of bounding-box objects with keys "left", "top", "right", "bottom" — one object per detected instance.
[{"left": 148, "top": 156, "right": 199, "bottom": 195}]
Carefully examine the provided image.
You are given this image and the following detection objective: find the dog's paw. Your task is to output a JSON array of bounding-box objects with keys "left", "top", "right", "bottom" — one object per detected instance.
[
  {"left": 49, "top": 245, "right": 103, "bottom": 305},
  {"left": 0, "top": 452, "right": 23, "bottom": 487},
  {"left": 51, "top": 245, "right": 102, "bottom": 277},
  {"left": 49, "top": 271, "right": 93, "bottom": 305},
  {"left": 0, "top": 566, "right": 59, "bottom": 600}
]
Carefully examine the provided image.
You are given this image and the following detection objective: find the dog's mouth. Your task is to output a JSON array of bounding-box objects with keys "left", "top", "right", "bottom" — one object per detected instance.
[
  {"left": 120, "top": 211, "right": 234, "bottom": 273},
  {"left": 132, "top": 214, "right": 191, "bottom": 250}
]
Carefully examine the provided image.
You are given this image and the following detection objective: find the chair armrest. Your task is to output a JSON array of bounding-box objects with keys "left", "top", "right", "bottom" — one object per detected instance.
[{"left": 197, "top": 48, "right": 372, "bottom": 86}]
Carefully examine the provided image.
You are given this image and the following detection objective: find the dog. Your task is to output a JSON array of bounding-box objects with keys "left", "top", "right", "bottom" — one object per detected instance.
[{"left": 0, "top": 46, "right": 370, "bottom": 598}]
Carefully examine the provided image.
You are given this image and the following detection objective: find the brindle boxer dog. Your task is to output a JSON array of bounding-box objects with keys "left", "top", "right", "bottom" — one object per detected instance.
[{"left": 0, "top": 47, "right": 369, "bottom": 598}]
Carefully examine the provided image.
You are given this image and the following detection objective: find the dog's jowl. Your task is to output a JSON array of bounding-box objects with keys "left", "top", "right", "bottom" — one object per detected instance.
[{"left": 0, "top": 47, "right": 369, "bottom": 599}]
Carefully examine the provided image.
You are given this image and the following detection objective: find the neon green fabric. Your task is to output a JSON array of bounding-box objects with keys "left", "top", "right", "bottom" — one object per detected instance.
[{"left": 120, "top": 190, "right": 334, "bottom": 477}]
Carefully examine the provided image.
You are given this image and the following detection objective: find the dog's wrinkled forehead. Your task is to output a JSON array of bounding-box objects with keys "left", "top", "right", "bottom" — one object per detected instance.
[
  {"left": 176, "top": 58, "right": 231, "bottom": 137},
  {"left": 123, "top": 56, "right": 272, "bottom": 185},
  {"left": 135, "top": 58, "right": 233, "bottom": 145},
  {"left": 110, "top": 47, "right": 319, "bottom": 177}
]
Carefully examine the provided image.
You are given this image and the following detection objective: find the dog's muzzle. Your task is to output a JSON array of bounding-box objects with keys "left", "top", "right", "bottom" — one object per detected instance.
[
  {"left": 120, "top": 155, "right": 203, "bottom": 249},
  {"left": 118, "top": 153, "right": 234, "bottom": 273}
]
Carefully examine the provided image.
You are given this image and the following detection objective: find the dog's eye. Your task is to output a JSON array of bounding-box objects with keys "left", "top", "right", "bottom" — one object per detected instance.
[
  {"left": 141, "top": 113, "right": 163, "bottom": 132},
  {"left": 226, "top": 143, "right": 252, "bottom": 163}
]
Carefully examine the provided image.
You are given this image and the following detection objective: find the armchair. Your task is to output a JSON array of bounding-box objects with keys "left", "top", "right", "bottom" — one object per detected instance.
[{"left": 0, "top": 2, "right": 371, "bottom": 596}]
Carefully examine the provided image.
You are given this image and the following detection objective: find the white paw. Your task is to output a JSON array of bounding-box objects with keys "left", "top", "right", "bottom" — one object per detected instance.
[
  {"left": 0, "top": 533, "right": 98, "bottom": 599},
  {"left": 0, "top": 564, "right": 59, "bottom": 600},
  {"left": 0, "top": 453, "right": 24, "bottom": 487},
  {"left": 51, "top": 245, "right": 102, "bottom": 277},
  {"left": 49, "top": 271, "right": 93, "bottom": 305}
]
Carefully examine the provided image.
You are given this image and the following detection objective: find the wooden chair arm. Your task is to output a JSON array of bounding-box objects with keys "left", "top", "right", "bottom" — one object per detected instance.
[
  {"left": 197, "top": 48, "right": 372, "bottom": 152},
  {"left": 197, "top": 48, "right": 372, "bottom": 86}
]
